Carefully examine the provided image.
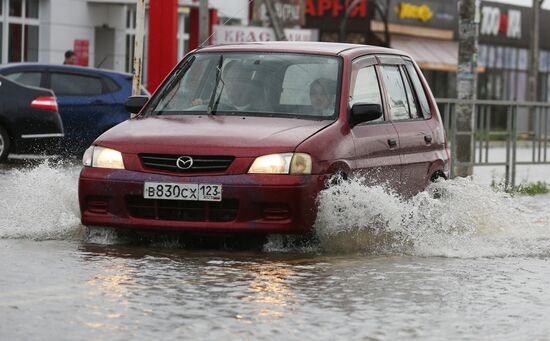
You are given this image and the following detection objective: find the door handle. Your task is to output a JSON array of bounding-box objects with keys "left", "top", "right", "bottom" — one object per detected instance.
[
  {"left": 387, "top": 138, "right": 397, "bottom": 147},
  {"left": 424, "top": 134, "right": 432, "bottom": 143}
]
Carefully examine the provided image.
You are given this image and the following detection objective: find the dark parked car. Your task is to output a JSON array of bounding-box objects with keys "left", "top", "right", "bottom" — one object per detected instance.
[
  {"left": 0, "top": 63, "right": 148, "bottom": 154},
  {"left": 79, "top": 42, "right": 450, "bottom": 236},
  {"left": 0, "top": 75, "right": 63, "bottom": 161}
]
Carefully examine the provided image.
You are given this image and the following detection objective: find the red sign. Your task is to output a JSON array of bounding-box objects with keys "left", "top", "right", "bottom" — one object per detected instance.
[
  {"left": 305, "top": 0, "right": 367, "bottom": 17},
  {"left": 73, "top": 39, "right": 89, "bottom": 67}
]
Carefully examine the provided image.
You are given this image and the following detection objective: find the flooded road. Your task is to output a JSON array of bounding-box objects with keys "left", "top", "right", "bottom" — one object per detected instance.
[{"left": 2, "top": 160, "right": 550, "bottom": 340}]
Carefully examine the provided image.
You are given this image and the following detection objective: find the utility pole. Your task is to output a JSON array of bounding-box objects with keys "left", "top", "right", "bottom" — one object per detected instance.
[
  {"left": 264, "top": 0, "right": 287, "bottom": 41},
  {"left": 131, "top": 0, "right": 146, "bottom": 118},
  {"left": 454, "top": 0, "right": 480, "bottom": 177},
  {"left": 528, "top": 0, "right": 543, "bottom": 103},
  {"left": 199, "top": 0, "right": 209, "bottom": 46}
]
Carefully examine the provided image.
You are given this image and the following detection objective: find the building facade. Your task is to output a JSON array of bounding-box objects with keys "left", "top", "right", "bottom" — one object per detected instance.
[{"left": 0, "top": 0, "right": 248, "bottom": 74}]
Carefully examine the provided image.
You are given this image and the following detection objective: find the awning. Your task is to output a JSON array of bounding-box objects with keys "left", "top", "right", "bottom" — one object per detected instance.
[
  {"left": 385, "top": 35, "right": 485, "bottom": 73},
  {"left": 389, "top": 35, "right": 458, "bottom": 72}
]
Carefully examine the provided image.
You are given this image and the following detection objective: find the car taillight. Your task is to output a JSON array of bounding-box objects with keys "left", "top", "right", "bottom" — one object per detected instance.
[{"left": 31, "top": 96, "right": 59, "bottom": 112}]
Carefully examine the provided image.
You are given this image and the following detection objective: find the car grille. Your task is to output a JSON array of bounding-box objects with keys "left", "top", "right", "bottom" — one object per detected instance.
[
  {"left": 126, "top": 196, "right": 238, "bottom": 222},
  {"left": 140, "top": 154, "right": 234, "bottom": 173}
]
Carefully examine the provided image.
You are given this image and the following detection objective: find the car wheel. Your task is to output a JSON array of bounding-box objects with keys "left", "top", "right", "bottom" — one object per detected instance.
[
  {"left": 0, "top": 126, "right": 11, "bottom": 162},
  {"left": 325, "top": 171, "right": 348, "bottom": 188}
]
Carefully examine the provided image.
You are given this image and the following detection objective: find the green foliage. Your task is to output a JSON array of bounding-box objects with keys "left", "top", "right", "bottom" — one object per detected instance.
[{"left": 491, "top": 179, "right": 550, "bottom": 196}]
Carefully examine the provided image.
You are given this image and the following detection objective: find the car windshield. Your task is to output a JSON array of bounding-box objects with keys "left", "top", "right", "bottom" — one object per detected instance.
[{"left": 146, "top": 52, "right": 341, "bottom": 119}]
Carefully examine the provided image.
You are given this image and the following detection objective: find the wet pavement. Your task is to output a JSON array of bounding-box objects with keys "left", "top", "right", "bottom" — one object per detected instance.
[{"left": 1, "top": 159, "right": 550, "bottom": 340}]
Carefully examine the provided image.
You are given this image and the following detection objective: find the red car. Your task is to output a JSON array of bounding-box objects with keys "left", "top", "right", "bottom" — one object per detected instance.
[{"left": 79, "top": 42, "right": 449, "bottom": 236}]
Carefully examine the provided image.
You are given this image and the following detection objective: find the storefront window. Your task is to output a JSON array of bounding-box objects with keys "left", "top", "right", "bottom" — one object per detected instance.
[
  {"left": 9, "top": 0, "right": 22, "bottom": 17},
  {"left": 177, "top": 12, "right": 190, "bottom": 61},
  {"left": 124, "top": 4, "right": 148, "bottom": 81},
  {"left": 7, "top": 23, "right": 38, "bottom": 62},
  {"left": 125, "top": 6, "right": 136, "bottom": 73},
  {"left": 3, "top": 0, "right": 39, "bottom": 63},
  {"left": 125, "top": 34, "right": 135, "bottom": 72},
  {"left": 25, "top": 0, "right": 38, "bottom": 18},
  {"left": 8, "top": 23, "right": 21, "bottom": 62},
  {"left": 24, "top": 23, "right": 38, "bottom": 61}
]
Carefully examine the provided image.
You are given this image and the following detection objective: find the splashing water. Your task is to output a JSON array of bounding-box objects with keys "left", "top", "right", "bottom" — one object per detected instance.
[
  {"left": 2, "top": 162, "right": 550, "bottom": 257},
  {"left": 0, "top": 161, "right": 85, "bottom": 240},
  {"left": 314, "top": 177, "right": 550, "bottom": 257}
]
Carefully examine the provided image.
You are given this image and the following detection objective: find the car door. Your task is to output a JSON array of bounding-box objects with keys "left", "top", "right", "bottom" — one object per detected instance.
[
  {"left": 47, "top": 70, "right": 116, "bottom": 151},
  {"left": 349, "top": 56, "right": 401, "bottom": 190},
  {"left": 379, "top": 57, "right": 434, "bottom": 196}
]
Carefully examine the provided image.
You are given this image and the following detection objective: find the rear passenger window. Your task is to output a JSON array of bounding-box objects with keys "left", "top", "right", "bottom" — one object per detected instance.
[
  {"left": 103, "top": 76, "right": 120, "bottom": 93},
  {"left": 401, "top": 66, "right": 422, "bottom": 119},
  {"left": 405, "top": 62, "right": 431, "bottom": 118},
  {"left": 5, "top": 72, "right": 41, "bottom": 87},
  {"left": 381, "top": 65, "right": 409, "bottom": 121},
  {"left": 51, "top": 73, "right": 103, "bottom": 96},
  {"left": 351, "top": 66, "right": 383, "bottom": 122}
]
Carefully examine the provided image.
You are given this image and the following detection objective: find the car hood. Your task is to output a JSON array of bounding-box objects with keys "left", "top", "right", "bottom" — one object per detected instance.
[{"left": 95, "top": 115, "right": 334, "bottom": 157}]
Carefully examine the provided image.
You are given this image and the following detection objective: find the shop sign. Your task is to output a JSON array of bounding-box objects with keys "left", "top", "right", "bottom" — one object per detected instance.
[
  {"left": 305, "top": 0, "right": 367, "bottom": 17},
  {"left": 212, "top": 25, "right": 319, "bottom": 44},
  {"left": 480, "top": 6, "right": 521, "bottom": 39},
  {"left": 73, "top": 39, "right": 89, "bottom": 67},
  {"left": 252, "top": 0, "right": 305, "bottom": 27},
  {"left": 398, "top": 2, "right": 433, "bottom": 22},
  {"left": 386, "top": 0, "right": 455, "bottom": 30}
]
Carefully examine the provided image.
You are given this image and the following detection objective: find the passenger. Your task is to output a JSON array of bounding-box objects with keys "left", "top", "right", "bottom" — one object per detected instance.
[{"left": 309, "top": 78, "right": 337, "bottom": 115}]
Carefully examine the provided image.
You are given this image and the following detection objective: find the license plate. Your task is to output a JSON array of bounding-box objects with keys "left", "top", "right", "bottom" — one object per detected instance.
[{"left": 144, "top": 182, "right": 222, "bottom": 201}]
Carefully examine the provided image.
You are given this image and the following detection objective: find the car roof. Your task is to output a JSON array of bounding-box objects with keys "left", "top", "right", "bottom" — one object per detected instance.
[
  {"left": 0, "top": 62, "right": 132, "bottom": 78},
  {"left": 196, "top": 41, "right": 408, "bottom": 58}
]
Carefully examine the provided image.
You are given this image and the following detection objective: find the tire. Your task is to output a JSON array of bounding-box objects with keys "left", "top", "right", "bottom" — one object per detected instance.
[{"left": 0, "top": 126, "right": 10, "bottom": 162}]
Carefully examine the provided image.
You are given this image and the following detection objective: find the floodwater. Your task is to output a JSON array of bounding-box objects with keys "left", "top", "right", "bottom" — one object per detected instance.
[{"left": 2, "top": 160, "right": 550, "bottom": 340}]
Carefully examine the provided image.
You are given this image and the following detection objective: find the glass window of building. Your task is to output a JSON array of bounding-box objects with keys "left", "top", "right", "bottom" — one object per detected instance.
[
  {"left": 25, "top": 0, "right": 38, "bottom": 18},
  {"left": 0, "top": 2, "right": 3, "bottom": 61},
  {"left": 9, "top": 0, "right": 22, "bottom": 17},
  {"left": 5, "top": 0, "right": 39, "bottom": 63},
  {"left": 177, "top": 10, "right": 190, "bottom": 62},
  {"left": 125, "top": 6, "right": 136, "bottom": 73}
]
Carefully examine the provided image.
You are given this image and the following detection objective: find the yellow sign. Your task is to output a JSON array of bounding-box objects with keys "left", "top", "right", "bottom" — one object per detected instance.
[{"left": 398, "top": 3, "right": 434, "bottom": 22}]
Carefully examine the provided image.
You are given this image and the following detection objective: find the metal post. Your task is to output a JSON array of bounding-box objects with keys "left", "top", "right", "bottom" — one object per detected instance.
[
  {"left": 199, "top": 0, "right": 209, "bottom": 45},
  {"left": 505, "top": 106, "right": 512, "bottom": 186},
  {"left": 455, "top": 0, "right": 480, "bottom": 177},
  {"left": 511, "top": 106, "right": 518, "bottom": 188},
  {"left": 528, "top": 0, "right": 541, "bottom": 104},
  {"left": 131, "top": 0, "right": 146, "bottom": 118}
]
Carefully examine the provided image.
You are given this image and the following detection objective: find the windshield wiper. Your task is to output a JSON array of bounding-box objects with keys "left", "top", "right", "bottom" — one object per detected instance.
[{"left": 207, "top": 55, "right": 224, "bottom": 115}]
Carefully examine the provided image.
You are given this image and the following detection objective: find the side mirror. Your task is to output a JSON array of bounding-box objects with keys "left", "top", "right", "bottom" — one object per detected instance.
[
  {"left": 125, "top": 95, "right": 149, "bottom": 114},
  {"left": 350, "top": 103, "right": 383, "bottom": 126}
]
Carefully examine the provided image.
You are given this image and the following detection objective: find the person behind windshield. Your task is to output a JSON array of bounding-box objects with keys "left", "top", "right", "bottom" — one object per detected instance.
[
  {"left": 193, "top": 60, "right": 262, "bottom": 111},
  {"left": 309, "top": 78, "right": 337, "bottom": 115},
  {"left": 222, "top": 61, "right": 254, "bottom": 110}
]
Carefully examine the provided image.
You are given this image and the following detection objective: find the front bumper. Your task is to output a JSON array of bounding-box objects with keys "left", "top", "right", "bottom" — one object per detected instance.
[{"left": 79, "top": 167, "right": 326, "bottom": 235}]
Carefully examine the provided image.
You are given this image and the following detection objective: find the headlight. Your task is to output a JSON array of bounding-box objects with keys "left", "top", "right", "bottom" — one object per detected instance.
[
  {"left": 248, "top": 153, "right": 312, "bottom": 174},
  {"left": 82, "top": 146, "right": 125, "bottom": 169}
]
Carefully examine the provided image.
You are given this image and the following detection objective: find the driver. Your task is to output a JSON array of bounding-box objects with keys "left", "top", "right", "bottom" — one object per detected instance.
[{"left": 222, "top": 61, "right": 256, "bottom": 110}]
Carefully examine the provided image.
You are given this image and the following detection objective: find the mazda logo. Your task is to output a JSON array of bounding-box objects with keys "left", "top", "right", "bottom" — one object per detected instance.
[{"left": 176, "top": 156, "right": 194, "bottom": 170}]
